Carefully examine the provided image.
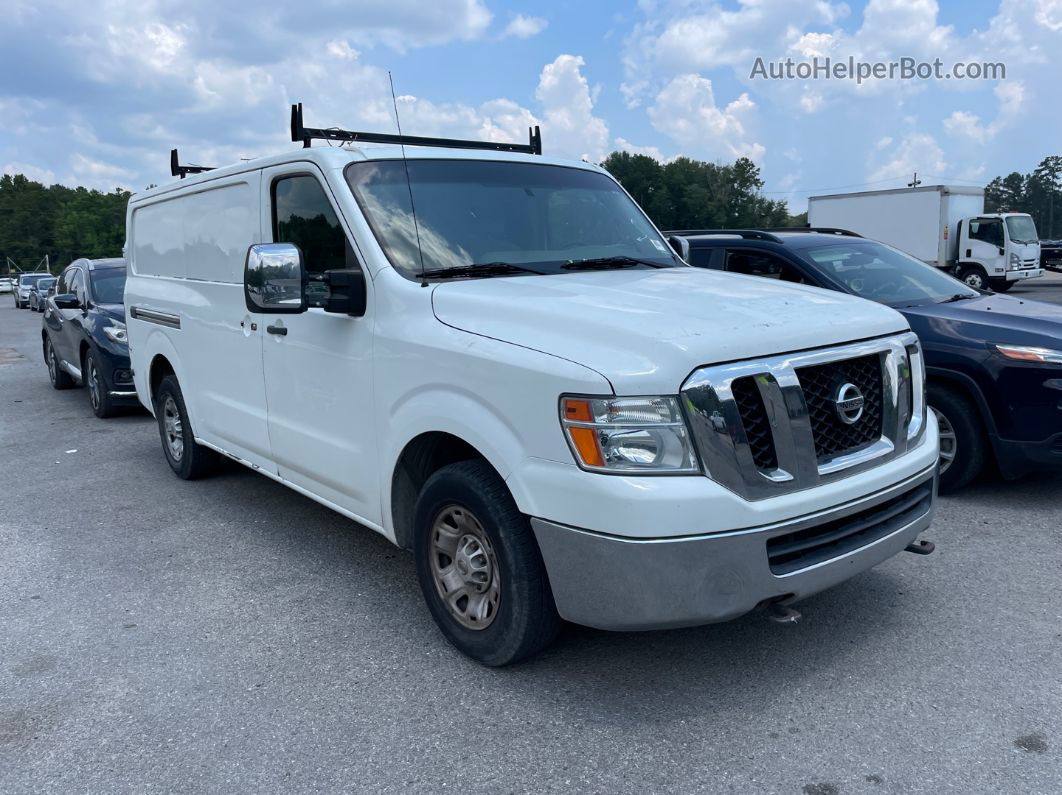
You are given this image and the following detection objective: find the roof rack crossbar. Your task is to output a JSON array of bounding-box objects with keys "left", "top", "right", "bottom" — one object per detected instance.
[
  {"left": 664, "top": 229, "right": 784, "bottom": 243},
  {"left": 289, "top": 103, "right": 542, "bottom": 155},
  {"left": 170, "top": 148, "right": 215, "bottom": 179}
]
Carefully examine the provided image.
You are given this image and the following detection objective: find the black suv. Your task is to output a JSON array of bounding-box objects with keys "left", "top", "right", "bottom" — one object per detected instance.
[
  {"left": 42, "top": 258, "right": 138, "bottom": 418},
  {"left": 669, "top": 228, "right": 1062, "bottom": 492}
]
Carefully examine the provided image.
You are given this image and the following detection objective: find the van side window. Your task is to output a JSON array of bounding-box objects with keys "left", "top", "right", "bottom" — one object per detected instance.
[
  {"left": 688, "top": 247, "right": 721, "bottom": 269},
  {"left": 725, "top": 249, "right": 808, "bottom": 283},
  {"left": 272, "top": 175, "right": 350, "bottom": 275},
  {"left": 968, "top": 219, "right": 1003, "bottom": 248}
]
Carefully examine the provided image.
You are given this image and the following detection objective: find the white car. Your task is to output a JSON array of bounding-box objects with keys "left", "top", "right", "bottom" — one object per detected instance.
[
  {"left": 0, "top": 277, "right": 14, "bottom": 294},
  {"left": 13, "top": 272, "right": 52, "bottom": 308},
  {"left": 124, "top": 110, "right": 939, "bottom": 664}
]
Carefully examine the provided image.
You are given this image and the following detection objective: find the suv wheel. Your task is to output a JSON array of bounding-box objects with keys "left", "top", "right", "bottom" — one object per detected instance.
[
  {"left": 45, "top": 337, "right": 75, "bottom": 390},
  {"left": 929, "top": 385, "right": 987, "bottom": 493},
  {"left": 413, "top": 459, "right": 560, "bottom": 666},
  {"left": 959, "top": 266, "right": 989, "bottom": 291},
  {"left": 85, "top": 350, "right": 118, "bottom": 418},
  {"left": 155, "top": 374, "right": 219, "bottom": 479}
]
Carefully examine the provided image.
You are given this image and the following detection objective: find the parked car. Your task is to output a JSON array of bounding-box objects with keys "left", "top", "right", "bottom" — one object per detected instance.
[
  {"left": 14, "top": 272, "right": 52, "bottom": 308},
  {"left": 1042, "top": 240, "right": 1062, "bottom": 273},
  {"left": 671, "top": 228, "right": 1062, "bottom": 491},
  {"left": 28, "top": 277, "right": 56, "bottom": 312},
  {"left": 42, "top": 258, "right": 136, "bottom": 418},
  {"left": 125, "top": 111, "right": 937, "bottom": 665},
  {"left": 0, "top": 277, "right": 14, "bottom": 294}
]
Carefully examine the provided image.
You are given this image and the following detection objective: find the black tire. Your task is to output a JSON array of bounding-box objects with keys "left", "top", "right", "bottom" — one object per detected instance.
[
  {"left": 44, "top": 336, "right": 76, "bottom": 390},
  {"left": 959, "top": 265, "right": 989, "bottom": 291},
  {"left": 990, "top": 279, "right": 1014, "bottom": 293},
  {"left": 85, "top": 349, "right": 118, "bottom": 419},
  {"left": 929, "top": 384, "right": 988, "bottom": 493},
  {"left": 154, "top": 374, "right": 219, "bottom": 480},
  {"left": 413, "top": 459, "right": 560, "bottom": 666}
]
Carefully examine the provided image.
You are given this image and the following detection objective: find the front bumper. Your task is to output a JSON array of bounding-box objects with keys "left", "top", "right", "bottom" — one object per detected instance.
[
  {"left": 532, "top": 465, "right": 936, "bottom": 631},
  {"left": 1004, "top": 267, "right": 1042, "bottom": 282}
]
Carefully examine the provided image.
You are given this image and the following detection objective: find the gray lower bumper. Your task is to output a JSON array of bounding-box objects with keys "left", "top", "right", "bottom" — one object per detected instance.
[{"left": 531, "top": 467, "right": 937, "bottom": 631}]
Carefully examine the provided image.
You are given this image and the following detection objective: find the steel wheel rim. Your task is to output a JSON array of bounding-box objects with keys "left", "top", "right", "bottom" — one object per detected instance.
[
  {"left": 88, "top": 360, "right": 100, "bottom": 410},
  {"left": 932, "top": 407, "right": 957, "bottom": 474},
  {"left": 429, "top": 505, "right": 500, "bottom": 631},
  {"left": 47, "top": 343, "right": 57, "bottom": 383},
  {"left": 963, "top": 273, "right": 985, "bottom": 290},
  {"left": 162, "top": 396, "right": 184, "bottom": 462}
]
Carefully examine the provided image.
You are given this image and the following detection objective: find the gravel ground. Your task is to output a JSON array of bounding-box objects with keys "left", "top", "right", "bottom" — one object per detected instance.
[{"left": 1, "top": 279, "right": 1060, "bottom": 794}]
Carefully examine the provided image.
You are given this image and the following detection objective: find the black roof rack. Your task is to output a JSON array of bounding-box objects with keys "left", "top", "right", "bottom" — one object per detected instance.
[
  {"left": 664, "top": 229, "right": 783, "bottom": 243},
  {"left": 289, "top": 102, "right": 542, "bottom": 155},
  {"left": 170, "top": 149, "right": 215, "bottom": 179},
  {"left": 762, "top": 227, "right": 863, "bottom": 237}
]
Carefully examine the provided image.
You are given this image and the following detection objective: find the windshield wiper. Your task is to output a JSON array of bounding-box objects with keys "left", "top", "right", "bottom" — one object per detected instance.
[
  {"left": 418, "top": 262, "right": 543, "bottom": 280},
  {"left": 561, "top": 256, "right": 667, "bottom": 271},
  {"left": 939, "top": 293, "right": 976, "bottom": 303}
]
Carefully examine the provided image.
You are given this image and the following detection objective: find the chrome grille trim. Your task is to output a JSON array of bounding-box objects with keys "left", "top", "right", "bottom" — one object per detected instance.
[{"left": 681, "top": 332, "right": 924, "bottom": 500}]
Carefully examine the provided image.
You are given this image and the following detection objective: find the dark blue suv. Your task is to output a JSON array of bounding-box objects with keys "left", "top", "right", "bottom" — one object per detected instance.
[
  {"left": 42, "top": 258, "right": 138, "bottom": 418},
  {"left": 670, "top": 228, "right": 1062, "bottom": 492}
]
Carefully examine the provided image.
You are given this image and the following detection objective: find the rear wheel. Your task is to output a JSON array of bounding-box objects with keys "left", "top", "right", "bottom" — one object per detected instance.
[
  {"left": 155, "top": 374, "right": 219, "bottom": 479},
  {"left": 45, "top": 337, "right": 75, "bottom": 390},
  {"left": 959, "top": 266, "right": 989, "bottom": 291},
  {"left": 929, "top": 384, "right": 987, "bottom": 493},
  {"left": 413, "top": 459, "right": 560, "bottom": 666},
  {"left": 85, "top": 350, "right": 118, "bottom": 418}
]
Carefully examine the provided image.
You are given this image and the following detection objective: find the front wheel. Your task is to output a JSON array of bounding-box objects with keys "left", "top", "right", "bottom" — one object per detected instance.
[
  {"left": 929, "top": 385, "right": 988, "bottom": 493},
  {"left": 959, "top": 266, "right": 990, "bottom": 291},
  {"left": 154, "top": 374, "right": 219, "bottom": 479},
  {"left": 990, "top": 279, "right": 1015, "bottom": 293},
  {"left": 413, "top": 459, "right": 560, "bottom": 666},
  {"left": 85, "top": 350, "right": 118, "bottom": 418}
]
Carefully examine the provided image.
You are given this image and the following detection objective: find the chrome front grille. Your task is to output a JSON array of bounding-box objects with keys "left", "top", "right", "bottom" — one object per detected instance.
[{"left": 681, "top": 333, "right": 925, "bottom": 500}]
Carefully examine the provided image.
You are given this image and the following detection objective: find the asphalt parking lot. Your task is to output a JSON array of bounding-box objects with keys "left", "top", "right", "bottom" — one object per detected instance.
[{"left": 2, "top": 279, "right": 1061, "bottom": 794}]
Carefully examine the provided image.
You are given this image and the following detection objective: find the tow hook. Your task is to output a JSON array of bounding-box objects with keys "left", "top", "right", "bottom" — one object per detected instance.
[
  {"left": 765, "top": 603, "right": 802, "bottom": 624},
  {"left": 905, "top": 539, "right": 935, "bottom": 555}
]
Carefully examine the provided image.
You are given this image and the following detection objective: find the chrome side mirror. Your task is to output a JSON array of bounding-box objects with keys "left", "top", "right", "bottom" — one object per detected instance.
[{"left": 245, "top": 243, "right": 306, "bottom": 314}]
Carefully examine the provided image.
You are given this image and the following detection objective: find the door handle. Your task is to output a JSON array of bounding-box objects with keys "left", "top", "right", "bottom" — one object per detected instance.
[{"left": 266, "top": 324, "right": 288, "bottom": 336}]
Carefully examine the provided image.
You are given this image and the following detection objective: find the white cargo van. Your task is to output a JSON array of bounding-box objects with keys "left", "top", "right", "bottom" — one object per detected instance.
[
  {"left": 125, "top": 107, "right": 939, "bottom": 664},
  {"left": 808, "top": 185, "right": 1042, "bottom": 292}
]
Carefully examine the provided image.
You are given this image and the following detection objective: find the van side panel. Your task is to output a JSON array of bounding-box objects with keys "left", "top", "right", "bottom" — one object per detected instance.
[{"left": 127, "top": 172, "right": 275, "bottom": 473}]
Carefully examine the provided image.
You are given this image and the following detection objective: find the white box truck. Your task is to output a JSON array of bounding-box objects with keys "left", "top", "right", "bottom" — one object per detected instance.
[{"left": 808, "top": 185, "right": 1042, "bottom": 292}]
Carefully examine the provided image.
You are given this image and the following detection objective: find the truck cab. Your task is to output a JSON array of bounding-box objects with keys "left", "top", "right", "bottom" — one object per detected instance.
[
  {"left": 124, "top": 107, "right": 939, "bottom": 665},
  {"left": 957, "top": 212, "right": 1042, "bottom": 291}
]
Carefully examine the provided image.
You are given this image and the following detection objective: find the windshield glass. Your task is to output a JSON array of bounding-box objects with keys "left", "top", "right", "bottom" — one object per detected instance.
[
  {"left": 90, "top": 268, "right": 127, "bottom": 304},
  {"left": 37, "top": 278, "right": 55, "bottom": 290},
  {"left": 345, "top": 160, "right": 678, "bottom": 276},
  {"left": 798, "top": 241, "right": 977, "bottom": 305},
  {"left": 1005, "top": 215, "right": 1038, "bottom": 244},
  {"left": 20, "top": 274, "right": 48, "bottom": 287}
]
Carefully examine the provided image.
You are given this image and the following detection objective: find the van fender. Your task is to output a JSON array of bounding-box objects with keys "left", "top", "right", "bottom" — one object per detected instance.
[
  {"left": 138, "top": 329, "right": 190, "bottom": 421},
  {"left": 380, "top": 387, "right": 533, "bottom": 540}
]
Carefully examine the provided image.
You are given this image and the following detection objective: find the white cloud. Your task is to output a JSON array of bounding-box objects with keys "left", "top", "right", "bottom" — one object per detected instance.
[
  {"left": 614, "top": 137, "right": 669, "bottom": 161},
  {"left": 535, "top": 55, "right": 609, "bottom": 161},
  {"left": 3, "top": 162, "right": 57, "bottom": 184},
  {"left": 648, "top": 74, "right": 765, "bottom": 161},
  {"left": 325, "top": 40, "right": 360, "bottom": 60},
  {"left": 944, "top": 80, "right": 1027, "bottom": 143},
  {"left": 1037, "top": 0, "right": 1062, "bottom": 29},
  {"left": 502, "top": 14, "right": 548, "bottom": 39},
  {"left": 867, "top": 132, "right": 946, "bottom": 183}
]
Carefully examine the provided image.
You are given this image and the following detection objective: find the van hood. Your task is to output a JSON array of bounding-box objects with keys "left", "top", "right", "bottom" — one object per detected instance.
[{"left": 431, "top": 268, "right": 909, "bottom": 394}]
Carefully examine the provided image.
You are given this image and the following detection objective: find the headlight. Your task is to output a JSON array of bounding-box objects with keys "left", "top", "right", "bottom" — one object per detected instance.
[
  {"left": 1009, "top": 253, "right": 1021, "bottom": 270},
  {"left": 995, "top": 344, "right": 1062, "bottom": 364},
  {"left": 560, "top": 395, "right": 700, "bottom": 474},
  {"left": 103, "top": 321, "right": 128, "bottom": 343}
]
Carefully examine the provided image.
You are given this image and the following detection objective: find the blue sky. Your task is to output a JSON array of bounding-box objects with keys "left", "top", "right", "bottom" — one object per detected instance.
[{"left": 2, "top": 0, "right": 1059, "bottom": 210}]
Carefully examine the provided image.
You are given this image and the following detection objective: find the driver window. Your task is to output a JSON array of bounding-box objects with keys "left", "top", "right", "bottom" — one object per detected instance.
[
  {"left": 968, "top": 219, "right": 1003, "bottom": 248},
  {"left": 70, "top": 269, "right": 86, "bottom": 305},
  {"left": 724, "top": 249, "right": 809, "bottom": 283}
]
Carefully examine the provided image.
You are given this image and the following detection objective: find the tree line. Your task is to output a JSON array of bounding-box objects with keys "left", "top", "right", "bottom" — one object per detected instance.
[
  {"left": 985, "top": 156, "right": 1062, "bottom": 240},
  {"left": 0, "top": 174, "right": 130, "bottom": 274},
  {"left": 600, "top": 152, "right": 801, "bottom": 231}
]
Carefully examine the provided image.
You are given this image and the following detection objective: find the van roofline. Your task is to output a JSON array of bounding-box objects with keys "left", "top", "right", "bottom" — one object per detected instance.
[{"left": 131, "top": 146, "right": 606, "bottom": 204}]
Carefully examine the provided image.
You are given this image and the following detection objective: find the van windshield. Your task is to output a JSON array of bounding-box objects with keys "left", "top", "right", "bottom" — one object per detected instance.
[
  {"left": 1005, "top": 215, "right": 1038, "bottom": 244},
  {"left": 345, "top": 160, "right": 679, "bottom": 277}
]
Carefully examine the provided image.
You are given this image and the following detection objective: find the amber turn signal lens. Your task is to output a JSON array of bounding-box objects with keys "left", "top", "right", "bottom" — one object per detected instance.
[
  {"left": 562, "top": 398, "right": 594, "bottom": 422},
  {"left": 567, "top": 427, "right": 605, "bottom": 468}
]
